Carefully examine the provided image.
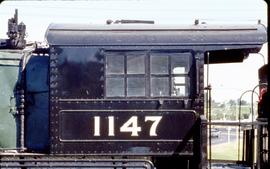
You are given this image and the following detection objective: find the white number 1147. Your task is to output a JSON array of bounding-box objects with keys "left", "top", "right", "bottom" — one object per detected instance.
[{"left": 93, "top": 116, "right": 162, "bottom": 137}]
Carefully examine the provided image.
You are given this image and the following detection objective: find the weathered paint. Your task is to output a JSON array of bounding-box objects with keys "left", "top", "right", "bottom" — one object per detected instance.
[{"left": 0, "top": 50, "right": 21, "bottom": 148}]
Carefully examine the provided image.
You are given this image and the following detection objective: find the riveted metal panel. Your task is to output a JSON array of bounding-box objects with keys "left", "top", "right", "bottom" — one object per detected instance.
[
  {"left": 51, "top": 109, "right": 198, "bottom": 155},
  {"left": 49, "top": 46, "right": 199, "bottom": 155}
]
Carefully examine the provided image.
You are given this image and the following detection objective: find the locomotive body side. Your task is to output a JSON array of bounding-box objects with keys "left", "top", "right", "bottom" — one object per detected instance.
[{"left": 0, "top": 23, "right": 267, "bottom": 169}]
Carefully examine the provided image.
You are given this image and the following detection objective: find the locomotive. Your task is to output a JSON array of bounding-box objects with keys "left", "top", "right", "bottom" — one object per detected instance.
[{"left": 0, "top": 11, "right": 267, "bottom": 169}]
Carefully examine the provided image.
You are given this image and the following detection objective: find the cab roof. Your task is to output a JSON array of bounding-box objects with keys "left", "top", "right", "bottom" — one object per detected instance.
[
  {"left": 45, "top": 23, "right": 267, "bottom": 63},
  {"left": 46, "top": 23, "right": 266, "bottom": 47}
]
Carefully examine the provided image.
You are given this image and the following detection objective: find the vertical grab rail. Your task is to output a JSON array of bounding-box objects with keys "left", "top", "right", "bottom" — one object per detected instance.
[
  {"left": 205, "top": 52, "right": 212, "bottom": 169},
  {"left": 238, "top": 90, "right": 259, "bottom": 162}
]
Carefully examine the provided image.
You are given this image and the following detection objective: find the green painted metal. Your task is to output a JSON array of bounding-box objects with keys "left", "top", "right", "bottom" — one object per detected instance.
[{"left": 0, "top": 50, "right": 21, "bottom": 148}]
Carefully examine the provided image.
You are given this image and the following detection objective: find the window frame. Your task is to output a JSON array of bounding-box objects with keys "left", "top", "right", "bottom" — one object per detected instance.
[
  {"left": 150, "top": 52, "right": 191, "bottom": 98},
  {"left": 105, "top": 51, "right": 147, "bottom": 98},
  {"left": 105, "top": 51, "right": 193, "bottom": 98}
]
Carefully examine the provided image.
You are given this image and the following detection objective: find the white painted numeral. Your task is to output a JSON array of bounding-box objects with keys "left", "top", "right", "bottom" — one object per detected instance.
[
  {"left": 94, "top": 116, "right": 100, "bottom": 136},
  {"left": 93, "top": 116, "right": 162, "bottom": 137},
  {"left": 145, "top": 116, "right": 162, "bottom": 136},
  {"left": 108, "top": 116, "right": 115, "bottom": 136},
  {"left": 120, "top": 116, "right": 142, "bottom": 136}
]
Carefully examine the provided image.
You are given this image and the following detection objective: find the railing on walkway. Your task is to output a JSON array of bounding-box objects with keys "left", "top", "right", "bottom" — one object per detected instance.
[{"left": 207, "top": 119, "right": 268, "bottom": 169}]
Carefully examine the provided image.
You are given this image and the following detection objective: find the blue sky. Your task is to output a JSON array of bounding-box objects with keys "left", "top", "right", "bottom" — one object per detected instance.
[{"left": 0, "top": 0, "right": 268, "bottom": 102}]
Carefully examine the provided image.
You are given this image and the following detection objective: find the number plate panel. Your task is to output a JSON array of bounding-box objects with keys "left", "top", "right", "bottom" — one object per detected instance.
[
  {"left": 59, "top": 110, "right": 196, "bottom": 142},
  {"left": 51, "top": 110, "right": 198, "bottom": 154}
]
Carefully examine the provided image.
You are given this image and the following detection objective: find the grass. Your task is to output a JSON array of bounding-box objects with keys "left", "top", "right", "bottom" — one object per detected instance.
[{"left": 209, "top": 140, "right": 243, "bottom": 161}]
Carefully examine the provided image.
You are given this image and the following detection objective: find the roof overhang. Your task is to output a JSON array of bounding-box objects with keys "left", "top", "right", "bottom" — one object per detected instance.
[{"left": 45, "top": 23, "right": 267, "bottom": 64}]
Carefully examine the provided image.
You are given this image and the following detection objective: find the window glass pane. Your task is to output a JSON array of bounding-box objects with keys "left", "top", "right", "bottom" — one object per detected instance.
[
  {"left": 127, "top": 54, "right": 145, "bottom": 74},
  {"left": 172, "top": 67, "right": 185, "bottom": 74},
  {"left": 106, "top": 54, "right": 124, "bottom": 74},
  {"left": 171, "top": 85, "right": 186, "bottom": 96},
  {"left": 106, "top": 77, "right": 124, "bottom": 97},
  {"left": 171, "top": 53, "right": 191, "bottom": 74},
  {"left": 151, "top": 77, "right": 169, "bottom": 96},
  {"left": 171, "top": 77, "right": 188, "bottom": 96},
  {"left": 173, "top": 76, "right": 185, "bottom": 84},
  {"left": 127, "top": 77, "right": 145, "bottom": 96},
  {"left": 151, "top": 54, "right": 168, "bottom": 74}
]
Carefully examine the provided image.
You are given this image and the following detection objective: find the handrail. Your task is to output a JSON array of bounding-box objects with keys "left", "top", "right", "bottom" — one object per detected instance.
[{"left": 208, "top": 121, "right": 268, "bottom": 126}]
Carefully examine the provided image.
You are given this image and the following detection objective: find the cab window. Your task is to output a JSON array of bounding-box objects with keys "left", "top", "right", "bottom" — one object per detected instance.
[{"left": 105, "top": 51, "right": 192, "bottom": 98}]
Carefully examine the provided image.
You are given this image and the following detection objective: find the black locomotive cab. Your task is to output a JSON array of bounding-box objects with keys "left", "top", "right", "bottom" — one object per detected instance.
[
  {"left": 44, "top": 23, "right": 266, "bottom": 168},
  {"left": 48, "top": 25, "right": 200, "bottom": 155}
]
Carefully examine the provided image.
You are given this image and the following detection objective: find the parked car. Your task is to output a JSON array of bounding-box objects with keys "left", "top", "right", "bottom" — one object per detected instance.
[{"left": 210, "top": 128, "right": 221, "bottom": 138}]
